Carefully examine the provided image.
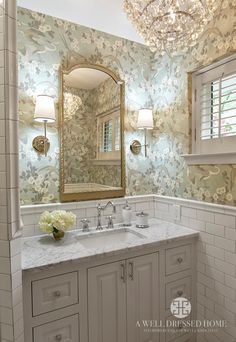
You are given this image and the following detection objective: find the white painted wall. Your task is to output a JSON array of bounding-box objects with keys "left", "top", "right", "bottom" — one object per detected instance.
[
  {"left": 17, "top": 0, "right": 145, "bottom": 44},
  {"left": 0, "top": 1, "right": 23, "bottom": 341}
]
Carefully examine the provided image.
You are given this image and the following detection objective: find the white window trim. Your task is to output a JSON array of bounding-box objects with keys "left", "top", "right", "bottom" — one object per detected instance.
[
  {"left": 90, "top": 159, "right": 121, "bottom": 166},
  {"left": 182, "top": 152, "right": 236, "bottom": 165},
  {"left": 183, "top": 53, "right": 236, "bottom": 165},
  {"left": 94, "top": 106, "right": 121, "bottom": 163}
]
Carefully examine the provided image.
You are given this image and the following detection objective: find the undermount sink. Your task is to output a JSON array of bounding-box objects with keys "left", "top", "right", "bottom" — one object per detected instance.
[{"left": 75, "top": 228, "right": 145, "bottom": 249}]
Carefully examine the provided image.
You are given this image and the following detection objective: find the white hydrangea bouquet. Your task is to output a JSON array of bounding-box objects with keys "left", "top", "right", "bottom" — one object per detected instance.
[{"left": 39, "top": 210, "right": 76, "bottom": 240}]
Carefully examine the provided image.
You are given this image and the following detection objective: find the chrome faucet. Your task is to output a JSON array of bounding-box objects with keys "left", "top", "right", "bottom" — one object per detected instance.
[
  {"left": 81, "top": 218, "right": 90, "bottom": 232},
  {"left": 97, "top": 204, "right": 103, "bottom": 230},
  {"left": 96, "top": 201, "right": 116, "bottom": 230}
]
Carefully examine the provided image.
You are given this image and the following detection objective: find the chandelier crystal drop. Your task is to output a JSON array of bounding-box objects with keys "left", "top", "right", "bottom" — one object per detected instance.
[{"left": 124, "top": 0, "right": 220, "bottom": 54}]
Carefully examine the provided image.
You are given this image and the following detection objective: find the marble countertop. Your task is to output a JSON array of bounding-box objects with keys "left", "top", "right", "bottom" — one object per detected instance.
[{"left": 22, "top": 218, "right": 199, "bottom": 272}]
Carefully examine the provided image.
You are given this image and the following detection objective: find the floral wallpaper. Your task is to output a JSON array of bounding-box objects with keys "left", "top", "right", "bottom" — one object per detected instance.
[
  {"left": 92, "top": 76, "right": 120, "bottom": 116},
  {"left": 18, "top": 2, "right": 236, "bottom": 206},
  {"left": 63, "top": 85, "right": 95, "bottom": 184}
]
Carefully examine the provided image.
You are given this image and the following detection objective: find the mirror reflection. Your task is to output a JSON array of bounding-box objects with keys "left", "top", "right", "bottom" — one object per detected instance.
[{"left": 62, "top": 66, "right": 123, "bottom": 196}]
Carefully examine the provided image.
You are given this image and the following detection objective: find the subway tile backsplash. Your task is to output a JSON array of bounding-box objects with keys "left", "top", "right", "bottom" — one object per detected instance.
[{"left": 21, "top": 195, "right": 155, "bottom": 237}]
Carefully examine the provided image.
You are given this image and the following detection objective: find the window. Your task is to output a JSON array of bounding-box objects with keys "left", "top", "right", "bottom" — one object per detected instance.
[
  {"left": 103, "top": 120, "right": 113, "bottom": 152},
  {"left": 192, "top": 55, "right": 236, "bottom": 157},
  {"left": 96, "top": 109, "right": 120, "bottom": 161}
]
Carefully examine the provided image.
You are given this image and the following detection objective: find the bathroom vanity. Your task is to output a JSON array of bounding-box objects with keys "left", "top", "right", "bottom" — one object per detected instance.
[{"left": 22, "top": 219, "right": 198, "bottom": 342}]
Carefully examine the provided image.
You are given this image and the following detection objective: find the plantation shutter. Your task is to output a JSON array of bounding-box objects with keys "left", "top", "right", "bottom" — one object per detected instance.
[
  {"left": 194, "top": 57, "right": 236, "bottom": 154},
  {"left": 103, "top": 120, "right": 113, "bottom": 152}
]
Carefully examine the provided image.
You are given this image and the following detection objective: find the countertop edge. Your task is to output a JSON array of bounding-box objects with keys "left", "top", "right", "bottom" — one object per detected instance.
[{"left": 22, "top": 231, "right": 199, "bottom": 273}]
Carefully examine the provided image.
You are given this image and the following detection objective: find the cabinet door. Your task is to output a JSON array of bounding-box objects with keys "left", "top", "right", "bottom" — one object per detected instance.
[
  {"left": 127, "top": 253, "right": 159, "bottom": 342},
  {"left": 88, "top": 261, "right": 126, "bottom": 342}
]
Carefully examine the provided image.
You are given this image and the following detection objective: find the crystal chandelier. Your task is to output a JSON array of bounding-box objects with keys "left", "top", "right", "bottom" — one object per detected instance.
[{"left": 124, "top": 0, "right": 220, "bottom": 54}]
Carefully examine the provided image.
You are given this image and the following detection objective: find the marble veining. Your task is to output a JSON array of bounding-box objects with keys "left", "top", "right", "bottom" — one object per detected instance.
[{"left": 22, "top": 218, "right": 199, "bottom": 272}]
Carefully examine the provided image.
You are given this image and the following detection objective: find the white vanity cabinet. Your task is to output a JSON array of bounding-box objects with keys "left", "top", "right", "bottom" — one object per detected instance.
[
  {"left": 23, "top": 239, "right": 196, "bottom": 342},
  {"left": 33, "top": 315, "right": 79, "bottom": 342},
  {"left": 126, "top": 253, "right": 159, "bottom": 342},
  {"left": 88, "top": 261, "right": 127, "bottom": 342},
  {"left": 88, "top": 253, "right": 159, "bottom": 342},
  {"left": 32, "top": 272, "right": 79, "bottom": 316}
]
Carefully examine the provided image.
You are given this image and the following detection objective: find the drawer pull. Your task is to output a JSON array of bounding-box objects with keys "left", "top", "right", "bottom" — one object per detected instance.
[
  {"left": 120, "top": 263, "right": 126, "bottom": 283},
  {"left": 54, "top": 291, "right": 61, "bottom": 298},
  {"left": 177, "top": 290, "right": 183, "bottom": 296},
  {"left": 55, "top": 335, "right": 62, "bottom": 341},
  {"left": 177, "top": 257, "right": 183, "bottom": 264},
  {"left": 129, "top": 262, "right": 134, "bottom": 280}
]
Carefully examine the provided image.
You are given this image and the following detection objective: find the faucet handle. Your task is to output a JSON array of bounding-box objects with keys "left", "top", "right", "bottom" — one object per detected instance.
[
  {"left": 81, "top": 218, "right": 90, "bottom": 232},
  {"left": 106, "top": 216, "right": 115, "bottom": 229}
]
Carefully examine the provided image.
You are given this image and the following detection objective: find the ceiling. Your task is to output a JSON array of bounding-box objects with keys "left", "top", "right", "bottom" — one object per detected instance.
[
  {"left": 64, "top": 68, "right": 110, "bottom": 90},
  {"left": 17, "top": 0, "right": 145, "bottom": 44}
]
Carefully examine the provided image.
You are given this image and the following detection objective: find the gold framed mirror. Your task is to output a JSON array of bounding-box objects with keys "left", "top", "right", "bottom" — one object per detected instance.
[{"left": 60, "top": 63, "right": 125, "bottom": 202}]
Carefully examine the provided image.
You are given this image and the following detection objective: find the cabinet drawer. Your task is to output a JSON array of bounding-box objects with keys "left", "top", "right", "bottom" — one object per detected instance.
[
  {"left": 34, "top": 315, "right": 79, "bottom": 342},
  {"left": 167, "top": 334, "right": 192, "bottom": 342},
  {"left": 32, "top": 272, "right": 78, "bottom": 316},
  {"left": 166, "top": 277, "right": 191, "bottom": 310},
  {"left": 165, "top": 316, "right": 191, "bottom": 342},
  {"left": 165, "top": 245, "right": 191, "bottom": 275}
]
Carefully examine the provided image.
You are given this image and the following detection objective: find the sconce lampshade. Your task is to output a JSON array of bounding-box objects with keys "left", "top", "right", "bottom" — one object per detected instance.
[
  {"left": 34, "top": 95, "right": 55, "bottom": 123},
  {"left": 137, "top": 108, "right": 154, "bottom": 130}
]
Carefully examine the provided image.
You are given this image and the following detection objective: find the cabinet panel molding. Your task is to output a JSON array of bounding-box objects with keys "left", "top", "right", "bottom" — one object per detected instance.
[
  {"left": 165, "top": 277, "right": 192, "bottom": 310},
  {"left": 88, "top": 261, "right": 126, "bottom": 342},
  {"left": 32, "top": 272, "right": 78, "bottom": 316},
  {"left": 165, "top": 245, "right": 191, "bottom": 275},
  {"left": 127, "top": 253, "right": 159, "bottom": 342},
  {"left": 33, "top": 314, "right": 79, "bottom": 342}
]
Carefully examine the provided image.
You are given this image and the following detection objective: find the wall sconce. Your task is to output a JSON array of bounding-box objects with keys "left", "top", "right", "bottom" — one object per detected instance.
[
  {"left": 32, "top": 95, "right": 55, "bottom": 155},
  {"left": 130, "top": 108, "right": 154, "bottom": 157}
]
